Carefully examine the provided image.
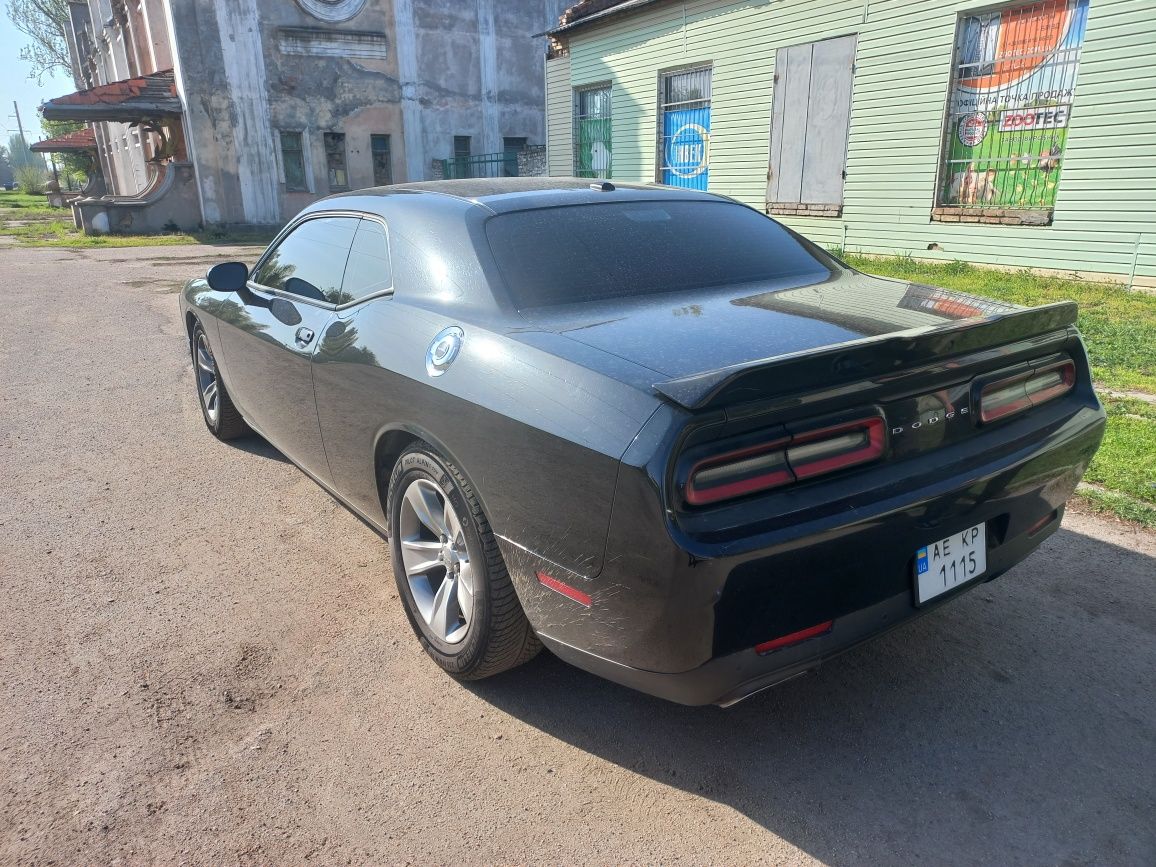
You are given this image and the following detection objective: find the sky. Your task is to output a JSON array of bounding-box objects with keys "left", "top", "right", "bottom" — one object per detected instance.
[{"left": 0, "top": 13, "right": 73, "bottom": 147}]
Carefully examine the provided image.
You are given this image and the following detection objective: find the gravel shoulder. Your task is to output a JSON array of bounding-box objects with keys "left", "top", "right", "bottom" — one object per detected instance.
[{"left": 1, "top": 244, "right": 1153, "bottom": 865}]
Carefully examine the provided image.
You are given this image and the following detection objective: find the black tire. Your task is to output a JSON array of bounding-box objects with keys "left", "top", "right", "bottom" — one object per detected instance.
[
  {"left": 190, "top": 321, "right": 250, "bottom": 441},
  {"left": 387, "top": 443, "right": 540, "bottom": 680}
]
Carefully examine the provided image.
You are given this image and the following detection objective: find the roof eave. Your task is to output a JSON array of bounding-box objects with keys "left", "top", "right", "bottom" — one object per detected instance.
[
  {"left": 546, "top": 0, "right": 668, "bottom": 38},
  {"left": 40, "top": 103, "right": 182, "bottom": 123}
]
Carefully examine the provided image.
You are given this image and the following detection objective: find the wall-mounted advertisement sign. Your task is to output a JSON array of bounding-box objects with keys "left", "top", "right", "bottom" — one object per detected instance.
[{"left": 939, "top": 0, "right": 1089, "bottom": 210}]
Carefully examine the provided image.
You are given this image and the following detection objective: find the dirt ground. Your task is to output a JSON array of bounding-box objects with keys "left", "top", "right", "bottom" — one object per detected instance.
[{"left": 1, "top": 242, "right": 1153, "bottom": 866}]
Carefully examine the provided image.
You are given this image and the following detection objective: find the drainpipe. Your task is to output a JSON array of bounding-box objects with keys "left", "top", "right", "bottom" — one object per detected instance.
[{"left": 1128, "top": 234, "right": 1141, "bottom": 290}]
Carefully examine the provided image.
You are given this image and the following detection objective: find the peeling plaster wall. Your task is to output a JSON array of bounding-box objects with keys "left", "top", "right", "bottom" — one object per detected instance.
[
  {"left": 400, "top": 0, "right": 568, "bottom": 172},
  {"left": 168, "top": 0, "right": 566, "bottom": 226},
  {"left": 258, "top": 0, "right": 403, "bottom": 216}
]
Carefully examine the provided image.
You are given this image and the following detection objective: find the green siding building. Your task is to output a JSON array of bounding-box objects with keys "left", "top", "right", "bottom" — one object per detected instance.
[{"left": 544, "top": 0, "right": 1156, "bottom": 288}]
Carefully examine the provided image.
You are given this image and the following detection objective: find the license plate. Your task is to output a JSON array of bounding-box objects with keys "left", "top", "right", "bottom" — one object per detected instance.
[{"left": 914, "top": 522, "right": 987, "bottom": 604}]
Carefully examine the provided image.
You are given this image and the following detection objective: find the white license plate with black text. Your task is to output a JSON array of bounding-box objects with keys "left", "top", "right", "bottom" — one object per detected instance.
[{"left": 915, "top": 522, "right": 987, "bottom": 604}]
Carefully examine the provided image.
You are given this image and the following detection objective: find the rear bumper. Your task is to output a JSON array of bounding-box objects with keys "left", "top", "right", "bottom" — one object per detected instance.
[
  {"left": 539, "top": 508, "right": 1061, "bottom": 706},
  {"left": 512, "top": 401, "right": 1105, "bottom": 706}
]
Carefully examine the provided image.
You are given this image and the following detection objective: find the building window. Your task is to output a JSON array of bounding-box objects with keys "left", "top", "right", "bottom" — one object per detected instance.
[
  {"left": 934, "top": 0, "right": 1089, "bottom": 225},
  {"left": 371, "top": 134, "right": 392, "bottom": 186},
  {"left": 279, "top": 131, "right": 308, "bottom": 192},
  {"left": 766, "top": 35, "right": 857, "bottom": 218},
  {"left": 658, "top": 67, "right": 711, "bottom": 190},
  {"left": 324, "top": 132, "right": 349, "bottom": 191},
  {"left": 503, "top": 136, "right": 527, "bottom": 177},
  {"left": 452, "top": 135, "right": 472, "bottom": 178},
  {"left": 573, "top": 84, "right": 611, "bottom": 179}
]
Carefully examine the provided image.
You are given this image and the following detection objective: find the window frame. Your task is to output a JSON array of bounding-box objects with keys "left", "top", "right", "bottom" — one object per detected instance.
[
  {"left": 572, "top": 81, "right": 613, "bottom": 179},
  {"left": 655, "top": 63, "right": 713, "bottom": 186},
  {"left": 765, "top": 33, "right": 857, "bottom": 218},
  {"left": 930, "top": 0, "right": 1087, "bottom": 226},
  {"left": 370, "top": 133, "right": 393, "bottom": 186},
  {"left": 278, "top": 130, "right": 310, "bottom": 193},
  {"left": 248, "top": 210, "right": 395, "bottom": 311},
  {"left": 323, "top": 132, "right": 349, "bottom": 192}
]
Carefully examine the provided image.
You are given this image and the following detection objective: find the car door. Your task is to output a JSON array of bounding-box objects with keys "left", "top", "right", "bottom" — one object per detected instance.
[{"left": 216, "top": 214, "right": 359, "bottom": 483}]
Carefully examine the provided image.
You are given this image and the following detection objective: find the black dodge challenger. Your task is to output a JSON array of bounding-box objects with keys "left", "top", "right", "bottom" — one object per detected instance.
[{"left": 181, "top": 179, "right": 1105, "bottom": 706}]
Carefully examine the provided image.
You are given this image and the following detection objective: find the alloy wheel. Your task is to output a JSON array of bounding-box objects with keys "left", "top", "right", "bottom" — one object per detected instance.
[
  {"left": 398, "top": 478, "right": 475, "bottom": 645},
  {"left": 194, "top": 332, "right": 220, "bottom": 425}
]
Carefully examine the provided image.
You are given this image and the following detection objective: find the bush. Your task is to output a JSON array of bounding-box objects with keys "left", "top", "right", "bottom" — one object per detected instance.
[{"left": 14, "top": 165, "right": 47, "bottom": 195}]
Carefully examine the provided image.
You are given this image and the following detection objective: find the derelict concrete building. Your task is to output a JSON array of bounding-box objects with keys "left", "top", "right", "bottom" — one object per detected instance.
[{"left": 40, "top": 0, "right": 567, "bottom": 233}]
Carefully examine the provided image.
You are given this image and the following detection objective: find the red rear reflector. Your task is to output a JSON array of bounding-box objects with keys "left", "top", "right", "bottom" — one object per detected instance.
[
  {"left": 980, "top": 359, "right": 1075, "bottom": 423},
  {"left": 536, "top": 571, "right": 592, "bottom": 607},
  {"left": 755, "top": 620, "right": 833, "bottom": 655},
  {"left": 787, "top": 417, "right": 886, "bottom": 480}
]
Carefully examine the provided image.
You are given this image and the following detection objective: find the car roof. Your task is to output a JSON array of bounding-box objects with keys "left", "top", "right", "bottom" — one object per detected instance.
[{"left": 318, "top": 177, "right": 726, "bottom": 216}]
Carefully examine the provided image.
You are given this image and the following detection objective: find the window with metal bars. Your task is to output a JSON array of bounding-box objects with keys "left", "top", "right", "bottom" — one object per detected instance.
[
  {"left": 935, "top": 0, "right": 1089, "bottom": 221},
  {"left": 573, "top": 84, "right": 612, "bottom": 179},
  {"left": 658, "top": 66, "right": 711, "bottom": 190}
]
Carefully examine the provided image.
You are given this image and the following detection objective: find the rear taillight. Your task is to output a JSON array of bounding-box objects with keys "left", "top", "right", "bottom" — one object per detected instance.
[
  {"left": 979, "top": 359, "right": 1075, "bottom": 423},
  {"left": 786, "top": 417, "right": 886, "bottom": 480},
  {"left": 684, "top": 438, "right": 792, "bottom": 506},
  {"left": 685, "top": 415, "right": 885, "bottom": 506}
]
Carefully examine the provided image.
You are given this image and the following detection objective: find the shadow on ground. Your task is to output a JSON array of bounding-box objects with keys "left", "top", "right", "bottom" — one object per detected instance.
[
  {"left": 227, "top": 435, "right": 290, "bottom": 464},
  {"left": 468, "top": 526, "right": 1155, "bottom": 865}
]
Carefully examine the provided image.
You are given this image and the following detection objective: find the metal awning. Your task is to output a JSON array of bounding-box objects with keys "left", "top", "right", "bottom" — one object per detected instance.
[
  {"left": 30, "top": 127, "right": 97, "bottom": 153},
  {"left": 40, "top": 70, "right": 181, "bottom": 123}
]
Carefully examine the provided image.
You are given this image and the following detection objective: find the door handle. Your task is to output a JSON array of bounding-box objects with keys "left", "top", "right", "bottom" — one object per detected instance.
[{"left": 295, "top": 326, "right": 315, "bottom": 348}]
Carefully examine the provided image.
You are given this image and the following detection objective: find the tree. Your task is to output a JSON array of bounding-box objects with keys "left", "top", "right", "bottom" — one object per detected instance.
[
  {"left": 40, "top": 117, "right": 89, "bottom": 184},
  {"left": 5, "top": 0, "right": 72, "bottom": 83},
  {"left": 0, "top": 145, "right": 12, "bottom": 186},
  {"left": 7, "top": 133, "right": 44, "bottom": 171}
]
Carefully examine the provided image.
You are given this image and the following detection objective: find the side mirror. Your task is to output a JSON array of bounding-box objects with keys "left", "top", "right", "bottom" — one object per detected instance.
[{"left": 207, "top": 261, "right": 249, "bottom": 293}]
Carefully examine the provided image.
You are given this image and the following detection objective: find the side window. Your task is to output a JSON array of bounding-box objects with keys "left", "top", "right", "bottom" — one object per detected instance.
[
  {"left": 252, "top": 216, "right": 358, "bottom": 304},
  {"left": 341, "top": 219, "right": 392, "bottom": 302}
]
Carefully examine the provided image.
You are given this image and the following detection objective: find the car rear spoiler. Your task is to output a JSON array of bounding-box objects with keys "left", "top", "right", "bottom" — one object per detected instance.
[{"left": 652, "top": 301, "right": 1079, "bottom": 411}]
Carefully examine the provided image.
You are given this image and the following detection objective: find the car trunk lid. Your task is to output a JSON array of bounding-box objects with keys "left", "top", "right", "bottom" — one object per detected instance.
[{"left": 525, "top": 271, "right": 1076, "bottom": 410}]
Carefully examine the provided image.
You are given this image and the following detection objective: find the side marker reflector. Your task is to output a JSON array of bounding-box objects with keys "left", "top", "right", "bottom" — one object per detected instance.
[
  {"left": 536, "top": 571, "right": 592, "bottom": 608},
  {"left": 754, "top": 620, "right": 833, "bottom": 655}
]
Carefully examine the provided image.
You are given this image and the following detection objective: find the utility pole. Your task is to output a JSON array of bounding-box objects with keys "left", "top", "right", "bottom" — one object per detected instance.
[{"left": 12, "top": 101, "right": 28, "bottom": 152}]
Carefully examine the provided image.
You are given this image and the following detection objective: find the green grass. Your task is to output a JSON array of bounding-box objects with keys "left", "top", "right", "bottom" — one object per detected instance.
[
  {"left": 842, "top": 253, "right": 1156, "bottom": 394},
  {"left": 1074, "top": 486, "right": 1156, "bottom": 529},
  {"left": 0, "top": 212, "right": 276, "bottom": 248},
  {"left": 0, "top": 189, "right": 54, "bottom": 209},
  {"left": 0, "top": 187, "right": 277, "bottom": 247},
  {"left": 843, "top": 253, "right": 1155, "bottom": 528},
  {"left": 1085, "top": 397, "right": 1156, "bottom": 505}
]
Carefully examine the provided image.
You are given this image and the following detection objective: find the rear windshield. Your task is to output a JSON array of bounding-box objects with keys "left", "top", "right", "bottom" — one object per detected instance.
[{"left": 484, "top": 200, "right": 832, "bottom": 309}]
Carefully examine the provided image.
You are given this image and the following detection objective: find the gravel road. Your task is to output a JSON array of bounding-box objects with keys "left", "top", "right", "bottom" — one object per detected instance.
[{"left": 1, "top": 242, "right": 1153, "bottom": 865}]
